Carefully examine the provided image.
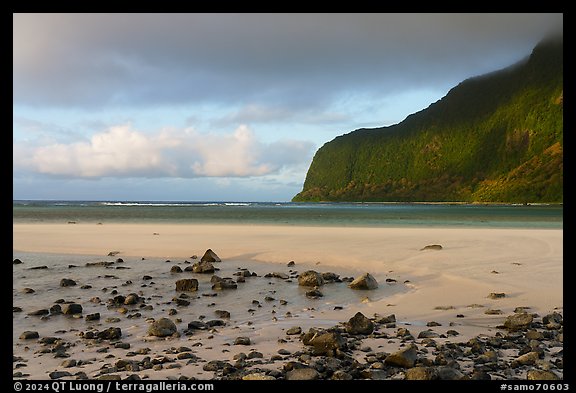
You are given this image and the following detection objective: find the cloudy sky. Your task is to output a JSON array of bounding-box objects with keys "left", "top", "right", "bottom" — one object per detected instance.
[{"left": 13, "top": 13, "right": 563, "bottom": 201}]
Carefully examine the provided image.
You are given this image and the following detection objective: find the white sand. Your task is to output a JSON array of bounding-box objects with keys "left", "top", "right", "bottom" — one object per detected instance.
[{"left": 13, "top": 223, "right": 563, "bottom": 379}]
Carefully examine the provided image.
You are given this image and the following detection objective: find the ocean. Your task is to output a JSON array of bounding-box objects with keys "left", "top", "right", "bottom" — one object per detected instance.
[{"left": 12, "top": 200, "right": 563, "bottom": 229}]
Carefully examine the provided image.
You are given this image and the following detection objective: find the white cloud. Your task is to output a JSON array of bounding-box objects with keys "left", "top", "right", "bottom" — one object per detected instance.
[{"left": 18, "top": 124, "right": 315, "bottom": 179}]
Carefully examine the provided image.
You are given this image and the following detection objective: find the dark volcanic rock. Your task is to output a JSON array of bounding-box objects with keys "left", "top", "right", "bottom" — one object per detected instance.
[
  {"left": 345, "top": 312, "right": 374, "bottom": 335},
  {"left": 201, "top": 249, "right": 221, "bottom": 263},
  {"left": 348, "top": 273, "right": 378, "bottom": 290},
  {"left": 96, "top": 327, "right": 122, "bottom": 340},
  {"left": 298, "top": 270, "right": 325, "bottom": 287},
  {"left": 85, "top": 313, "right": 100, "bottom": 321},
  {"left": 214, "top": 310, "right": 230, "bottom": 319},
  {"left": 175, "top": 279, "right": 199, "bottom": 292},
  {"left": 148, "top": 318, "right": 177, "bottom": 337},
  {"left": 306, "top": 288, "right": 323, "bottom": 298},
  {"left": 170, "top": 266, "right": 183, "bottom": 273},
  {"left": 19, "top": 331, "right": 39, "bottom": 340},
  {"left": 13, "top": 258, "right": 23, "bottom": 265},
  {"left": 488, "top": 292, "right": 506, "bottom": 299},
  {"left": 234, "top": 337, "right": 251, "bottom": 345},
  {"left": 60, "top": 278, "right": 77, "bottom": 287},
  {"left": 62, "top": 303, "right": 83, "bottom": 315},
  {"left": 28, "top": 309, "right": 50, "bottom": 316}
]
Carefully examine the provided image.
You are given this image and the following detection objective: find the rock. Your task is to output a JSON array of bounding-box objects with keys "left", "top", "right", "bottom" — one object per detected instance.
[
  {"left": 29, "top": 265, "right": 48, "bottom": 270},
  {"left": 543, "top": 312, "right": 563, "bottom": 325},
  {"left": 233, "top": 337, "right": 251, "bottom": 345},
  {"left": 19, "top": 331, "right": 39, "bottom": 340},
  {"left": 349, "top": 273, "right": 378, "bottom": 290},
  {"left": 62, "top": 303, "right": 83, "bottom": 315},
  {"left": 418, "top": 330, "right": 440, "bottom": 338},
  {"left": 513, "top": 351, "right": 540, "bottom": 366},
  {"left": 436, "top": 366, "right": 466, "bottom": 380},
  {"left": 60, "top": 278, "right": 77, "bottom": 287},
  {"left": 242, "top": 373, "right": 276, "bottom": 380},
  {"left": 375, "top": 314, "right": 396, "bottom": 324},
  {"left": 201, "top": 249, "right": 221, "bottom": 262},
  {"left": 345, "top": 312, "right": 374, "bottom": 335},
  {"left": 28, "top": 309, "right": 50, "bottom": 316},
  {"left": 527, "top": 370, "right": 560, "bottom": 380},
  {"left": 298, "top": 270, "right": 325, "bottom": 287},
  {"left": 211, "top": 276, "right": 237, "bottom": 290},
  {"left": 170, "top": 266, "right": 183, "bottom": 273},
  {"left": 22, "top": 288, "right": 35, "bottom": 294},
  {"left": 214, "top": 310, "right": 230, "bottom": 319},
  {"left": 86, "top": 261, "right": 115, "bottom": 267},
  {"left": 305, "top": 288, "right": 323, "bottom": 298},
  {"left": 49, "top": 371, "right": 72, "bottom": 379},
  {"left": 124, "top": 293, "right": 140, "bottom": 305},
  {"left": 287, "top": 261, "right": 295, "bottom": 267},
  {"left": 321, "top": 272, "right": 340, "bottom": 282},
  {"left": 175, "top": 279, "right": 199, "bottom": 292},
  {"left": 504, "top": 312, "right": 534, "bottom": 330},
  {"left": 488, "top": 292, "right": 506, "bottom": 299},
  {"left": 13, "top": 258, "right": 23, "bottom": 264},
  {"left": 405, "top": 366, "right": 438, "bottom": 380},
  {"left": 331, "top": 370, "right": 353, "bottom": 380},
  {"left": 420, "top": 244, "right": 443, "bottom": 251},
  {"left": 187, "top": 321, "right": 208, "bottom": 330},
  {"left": 192, "top": 261, "right": 215, "bottom": 273},
  {"left": 384, "top": 344, "right": 418, "bottom": 368},
  {"left": 96, "top": 327, "right": 122, "bottom": 340},
  {"left": 302, "top": 329, "right": 347, "bottom": 355},
  {"left": 148, "top": 318, "right": 177, "bottom": 337},
  {"left": 85, "top": 313, "right": 101, "bottom": 321},
  {"left": 267, "top": 272, "right": 289, "bottom": 279},
  {"left": 286, "top": 326, "right": 302, "bottom": 335},
  {"left": 50, "top": 304, "right": 62, "bottom": 315},
  {"left": 285, "top": 367, "right": 320, "bottom": 380},
  {"left": 60, "top": 359, "right": 77, "bottom": 368}
]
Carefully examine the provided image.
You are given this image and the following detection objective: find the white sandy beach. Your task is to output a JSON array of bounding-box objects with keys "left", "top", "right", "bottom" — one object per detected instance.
[{"left": 13, "top": 223, "right": 563, "bottom": 380}]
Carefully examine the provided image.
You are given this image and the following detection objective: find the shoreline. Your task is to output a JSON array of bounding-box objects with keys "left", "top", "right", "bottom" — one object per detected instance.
[{"left": 13, "top": 223, "right": 563, "bottom": 380}]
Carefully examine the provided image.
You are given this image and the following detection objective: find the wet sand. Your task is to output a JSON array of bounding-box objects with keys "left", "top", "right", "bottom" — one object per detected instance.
[{"left": 13, "top": 223, "right": 563, "bottom": 380}]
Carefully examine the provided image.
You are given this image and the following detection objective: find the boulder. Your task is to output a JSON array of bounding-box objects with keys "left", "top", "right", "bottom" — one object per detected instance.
[
  {"left": 13, "top": 258, "right": 23, "bottom": 265},
  {"left": 192, "top": 261, "right": 215, "bottom": 273},
  {"left": 233, "top": 337, "right": 251, "bottom": 345},
  {"left": 298, "top": 270, "right": 324, "bottom": 287},
  {"left": 170, "top": 266, "right": 183, "bottom": 273},
  {"left": 148, "top": 318, "right": 177, "bottom": 337},
  {"left": 62, "top": 303, "right": 83, "bottom": 315},
  {"left": 201, "top": 249, "right": 221, "bottom": 262},
  {"left": 302, "top": 328, "right": 347, "bottom": 355},
  {"left": 503, "top": 312, "right": 533, "bottom": 330},
  {"left": 96, "top": 327, "right": 122, "bottom": 340},
  {"left": 345, "top": 312, "right": 374, "bottom": 335},
  {"left": 348, "top": 273, "right": 378, "bottom": 290},
  {"left": 384, "top": 344, "right": 418, "bottom": 368},
  {"left": 175, "top": 279, "right": 198, "bottom": 292},
  {"left": 405, "top": 367, "right": 438, "bottom": 380},
  {"left": 19, "top": 331, "right": 39, "bottom": 340}
]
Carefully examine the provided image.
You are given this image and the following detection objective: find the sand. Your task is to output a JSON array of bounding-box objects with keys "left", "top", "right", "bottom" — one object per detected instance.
[{"left": 12, "top": 223, "right": 563, "bottom": 380}]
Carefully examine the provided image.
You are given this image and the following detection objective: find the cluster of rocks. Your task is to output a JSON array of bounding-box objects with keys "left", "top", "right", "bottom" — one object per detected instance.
[{"left": 13, "top": 250, "right": 563, "bottom": 381}]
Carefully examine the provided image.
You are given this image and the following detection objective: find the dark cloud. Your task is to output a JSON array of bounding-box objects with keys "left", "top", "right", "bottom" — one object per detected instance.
[{"left": 13, "top": 13, "right": 563, "bottom": 109}]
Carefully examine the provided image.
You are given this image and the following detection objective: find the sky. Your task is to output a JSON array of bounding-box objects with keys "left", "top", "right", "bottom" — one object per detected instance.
[{"left": 13, "top": 13, "right": 563, "bottom": 202}]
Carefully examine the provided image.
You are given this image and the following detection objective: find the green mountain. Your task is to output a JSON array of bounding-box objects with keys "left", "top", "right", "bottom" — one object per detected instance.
[{"left": 293, "top": 35, "right": 563, "bottom": 203}]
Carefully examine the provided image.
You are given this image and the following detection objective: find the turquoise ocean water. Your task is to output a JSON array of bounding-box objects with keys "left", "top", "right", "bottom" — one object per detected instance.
[{"left": 12, "top": 200, "right": 563, "bottom": 229}]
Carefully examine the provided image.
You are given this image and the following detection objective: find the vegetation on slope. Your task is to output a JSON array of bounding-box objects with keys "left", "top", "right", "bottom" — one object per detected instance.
[{"left": 293, "top": 35, "right": 563, "bottom": 203}]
